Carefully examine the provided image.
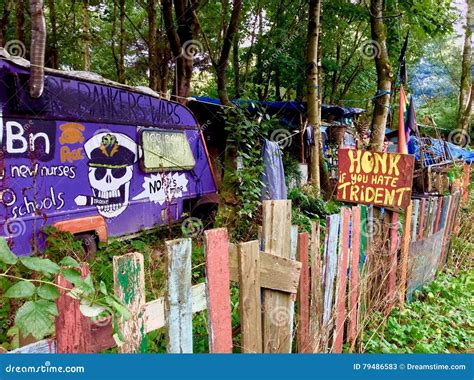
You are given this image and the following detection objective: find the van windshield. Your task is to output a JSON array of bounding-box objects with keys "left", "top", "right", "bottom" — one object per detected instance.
[{"left": 141, "top": 130, "right": 196, "bottom": 172}]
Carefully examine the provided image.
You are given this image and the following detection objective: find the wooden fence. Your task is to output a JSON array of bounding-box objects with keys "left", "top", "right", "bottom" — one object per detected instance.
[{"left": 9, "top": 194, "right": 462, "bottom": 354}]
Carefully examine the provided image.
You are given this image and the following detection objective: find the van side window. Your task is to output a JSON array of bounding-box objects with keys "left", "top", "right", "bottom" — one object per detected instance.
[{"left": 140, "top": 130, "right": 196, "bottom": 172}]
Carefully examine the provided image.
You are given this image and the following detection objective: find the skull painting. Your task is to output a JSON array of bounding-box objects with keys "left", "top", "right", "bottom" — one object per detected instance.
[{"left": 75, "top": 132, "right": 138, "bottom": 218}]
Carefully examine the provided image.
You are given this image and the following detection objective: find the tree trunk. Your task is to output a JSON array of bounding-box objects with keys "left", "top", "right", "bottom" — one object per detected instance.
[
  {"left": 82, "top": 0, "right": 91, "bottom": 71},
  {"left": 306, "top": 0, "right": 322, "bottom": 195},
  {"left": 118, "top": 0, "right": 126, "bottom": 83},
  {"left": 111, "top": 0, "right": 120, "bottom": 81},
  {"left": 0, "top": 0, "right": 13, "bottom": 47},
  {"left": 15, "top": 0, "right": 25, "bottom": 44},
  {"left": 148, "top": 0, "right": 159, "bottom": 91},
  {"left": 46, "top": 0, "right": 59, "bottom": 68},
  {"left": 233, "top": 31, "right": 241, "bottom": 99},
  {"left": 458, "top": 0, "right": 472, "bottom": 133},
  {"left": 368, "top": 0, "right": 393, "bottom": 152},
  {"left": 216, "top": 0, "right": 243, "bottom": 105}
]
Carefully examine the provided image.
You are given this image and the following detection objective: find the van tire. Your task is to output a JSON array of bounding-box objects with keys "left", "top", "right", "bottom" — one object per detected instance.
[{"left": 75, "top": 233, "right": 98, "bottom": 261}]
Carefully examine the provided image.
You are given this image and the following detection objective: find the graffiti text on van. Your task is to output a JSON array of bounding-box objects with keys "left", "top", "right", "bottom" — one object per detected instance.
[
  {"left": 0, "top": 117, "right": 55, "bottom": 161},
  {"left": 133, "top": 173, "right": 188, "bottom": 205},
  {"left": 3, "top": 186, "right": 66, "bottom": 219},
  {"left": 10, "top": 164, "right": 76, "bottom": 179}
]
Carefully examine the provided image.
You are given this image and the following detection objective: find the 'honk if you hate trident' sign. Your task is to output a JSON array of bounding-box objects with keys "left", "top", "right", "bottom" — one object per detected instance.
[{"left": 337, "top": 149, "right": 415, "bottom": 210}]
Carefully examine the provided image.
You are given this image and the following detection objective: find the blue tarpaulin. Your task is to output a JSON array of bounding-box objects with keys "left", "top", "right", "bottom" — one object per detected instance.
[
  {"left": 261, "top": 139, "right": 287, "bottom": 200},
  {"left": 408, "top": 137, "right": 474, "bottom": 165}
]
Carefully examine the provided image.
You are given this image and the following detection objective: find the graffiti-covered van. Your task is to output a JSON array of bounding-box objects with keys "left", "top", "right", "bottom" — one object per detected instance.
[{"left": 0, "top": 53, "right": 217, "bottom": 256}]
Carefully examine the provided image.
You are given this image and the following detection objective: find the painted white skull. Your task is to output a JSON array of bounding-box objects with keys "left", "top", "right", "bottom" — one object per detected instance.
[{"left": 88, "top": 165, "right": 133, "bottom": 218}]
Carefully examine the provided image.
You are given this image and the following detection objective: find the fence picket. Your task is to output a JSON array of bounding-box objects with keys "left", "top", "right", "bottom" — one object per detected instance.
[
  {"left": 297, "top": 232, "right": 310, "bottom": 353},
  {"left": 113, "top": 252, "right": 146, "bottom": 353},
  {"left": 204, "top": 228, "right": 233, "bottom": 353},
  {"left": 166, "top": 238, "right": 193, "bottom": 353},
  {"left": 238, "top": 240, "right": 262, "bottom": 353},
  {"left": 309, "top": 221, "right": 322, "bottom": 353},
  {"left": 348, "top": 206, "right": 361, "bottom": 348}
]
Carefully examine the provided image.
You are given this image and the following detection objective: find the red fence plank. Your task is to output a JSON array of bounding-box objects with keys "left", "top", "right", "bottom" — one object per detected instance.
[
  {"left": 334, "top": 208, "right": 351, "bottom": 353},
  {"left": 55, "top": 263, "right": 92, "bottom": 353},
  {"left": 348, "top": 206, "right": 360, "bottom": 348},
  {"left": 205, "top": 228, "right": 233, "bottom": 353},
  {"left": 297, "top": 232, "right": 310, "bottom": 353}
]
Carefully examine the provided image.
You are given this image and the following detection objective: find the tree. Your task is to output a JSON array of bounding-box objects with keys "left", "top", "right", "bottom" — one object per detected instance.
[
  {"left": 82, "top": 0, "right": 90, "bottom": 71},
  {"left": 147, "top": 0, "right": 159, "bottom": 91},
  {"left": 458, "top": 0, "right": 472, "bottom": 134},
  {"left": 161, "top": 0, "right": 201, "bottom": 102},
  {"left": 46, "top": 0, "right": 59, "bottom": 68},
  {"left": 368, "top": 0, "right": 393, "bottom": 152},
  {"left": 15, "top": 0, "right": 25, "bottom": 45},
  {"left": 0, "top": 0, "right": 13, "bottom": 47},
  {"left": 306, "top": 0, "right": 322, "bottom": 194}
]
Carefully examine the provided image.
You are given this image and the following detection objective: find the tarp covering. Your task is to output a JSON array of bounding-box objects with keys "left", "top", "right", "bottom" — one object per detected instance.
[
  {"left": 408, "top": 137, "right": 474, "bottom": 165},
  {"left": 261, "top": 139, "right": 287, "bottom": 200}
]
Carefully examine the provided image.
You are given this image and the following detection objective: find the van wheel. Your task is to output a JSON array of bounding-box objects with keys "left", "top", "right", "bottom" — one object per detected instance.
[{"left": 75, "top": 233, "right": 97, "bottom": 261}]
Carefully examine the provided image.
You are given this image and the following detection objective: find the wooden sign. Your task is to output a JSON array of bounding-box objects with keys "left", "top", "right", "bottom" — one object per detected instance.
[{"left": 337, "top": 149, "right": 415, "bottom": 210}]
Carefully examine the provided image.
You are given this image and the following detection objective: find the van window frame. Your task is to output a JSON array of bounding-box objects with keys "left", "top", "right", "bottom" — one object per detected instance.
[{"left": 138, "top": 128, "right": 196, "bottom": 173}]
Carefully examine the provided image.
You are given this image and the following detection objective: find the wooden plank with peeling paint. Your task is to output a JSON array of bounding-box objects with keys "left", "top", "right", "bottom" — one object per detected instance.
[
  {"left": 399, "top": 201, "right": 413, "bottom": 307},
  {"left": 261, "top": 200, "right": 293, "bottom": 353},
  {"left": 113, "top": 252, "right": 146, "bottom": 353},
  {"left": 322, "top": 214, "right": 340, "bottom": 326},
  {"left": 297, "top": 232, "right": 310, "bottom": 353},
  {"left": 238, "top": 240, "right": 262, "bottom": 353},
  {"left": 434, "top": 197, "right": 443, "bottom": 233},
  {"left": 411, "top": 199, "right": 420, "bottom": 241},
  {"left": 289, "top": 225, "right": 298, "bottom": 349},
  {"left": 423, "top": 198, "right": 433, "bottom": 238},
  {"left": 359, "top": 206, "right": 367, "bottom": 271},
  {"left": 9, "top": 339, "right": 56, "bottom": 354},
  {"left": 55, "top": 263, "right": 92, "bottom": 353},
  {"left": 166, "top": 238, "right": 193, "bottom": 353},
  {"left": 430, "top": 198, "right": 438, "bottom": 235},
  {"left": 309, "top": 221, "right": 322, "bottom": 353},
  {"left": 348, "top": 206, "right": 361, "bottom": 348},
  {"left": 418, "top": 199, "right": 426, "bottom": 241},
  {"left": 333, "top": 208, "right": 351, "bottom": 353},
  {"left": 204, "top": 228, "right": 233, "bottom": 353}
]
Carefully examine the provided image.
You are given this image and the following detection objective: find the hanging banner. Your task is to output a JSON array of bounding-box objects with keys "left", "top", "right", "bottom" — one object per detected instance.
[{"left": 337, "top": 149, "right": 415, "bottom": 210}]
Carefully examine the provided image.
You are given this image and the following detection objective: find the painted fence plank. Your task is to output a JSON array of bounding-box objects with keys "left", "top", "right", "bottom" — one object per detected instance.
[
  {"left": 113, "top": 252, "right": 146, "bottom": 353},
  {"left": 399, "top": 200, "right": 413, "bottom": 307},
  {"left": 411, "top": 199, "right": 420, "bottom": 241},
  {"left": 55, "top": 263, "right": 92, "bottom": 353},
  {"left": 334, "top": 208, "right": 351, "bottom": 353},
  {"left": 289, "top": 225, "right": 298, "bottom": 349},
  {"left": 439, "top": 195, "right": 451, "bottom": 231},
  {"left": 387, "top": 211, "right": 399, "bottom": 304},
  {"left": 359, "top": 206, "right": 367, "bottom": 271},
  {"left": 440, "top": 193, "right": 461, "bottom": 268},
  {"left": 417, "top": 199, "right": 426, "bottom": 241},
  {"left": 9, "top": 339, "right": 56, "bottom": 354},
  {"left": 430, "top": 198, "right": 438, "bottom": 235},
  {"left": 322, "top": 213, "right": 340, "bottom": 334},
  {"left": 143, "top": 283, "right": 206, "bottom": 334},
  {"left": 228, "top": 244, "right": 301, "bottom": 294},
  {"left": 204, "top": 228, "right": 233, "bottom": 353},
  {"left": 434, "top": 197, "right": 443, "bottom": 233},
  {"left": 262, "top": 200, "right": 293, "bottom": 353},
  {"left": 238, "top": 240, "right": 263, "bottom": 353},
  {"left": 297, "top": 232, "right": 310, "bottom": 353},
  {"left": 166, "top": 238, "right": 193, "bottom": 353},
  {"left": 309, "top": 221, "right": 322, "bottom": 353},
  {"left": 423, "top": 198, "right": 433, "bottom": 238},
  {"left": 348, "top": 206, "right": 361, "bottom": 348}
]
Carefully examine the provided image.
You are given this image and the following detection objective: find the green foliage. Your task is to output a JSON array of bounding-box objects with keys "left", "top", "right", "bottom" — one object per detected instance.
[
  {"left": 0, "top": 234, "right": 130, "bottom": 346},
  {"left": 362, "top": 270, "right": 473, "bottom": 353}
]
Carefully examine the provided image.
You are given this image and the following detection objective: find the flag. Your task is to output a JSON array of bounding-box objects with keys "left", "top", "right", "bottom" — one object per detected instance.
[
  {"left": 405, "top": 96, "right": 418, "bottom": 141},
  {"left": 398, "top": 85, "right": 408, "bottom": 154}
]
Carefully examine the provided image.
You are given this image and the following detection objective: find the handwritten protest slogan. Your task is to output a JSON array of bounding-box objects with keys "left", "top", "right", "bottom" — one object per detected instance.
[{"left": 337, "top": 149, "right": 415, "bottom": 210}]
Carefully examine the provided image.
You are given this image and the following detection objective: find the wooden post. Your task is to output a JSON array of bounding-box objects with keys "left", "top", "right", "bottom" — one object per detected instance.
[
  {"left": 166, "top": 238, "right": 193, "bottom": 353},
  {"left": 348, "top": 206, "right": 361, "bottom": 348},
  {"left": 204, "top": 228, "right": 233, "bottom": 353},
  {"left": 333, "top": 208, "right": 351, "bottom": 353},
  {"left": 113, "top": 252, "right": 146, "bottom": 353},
  {"left": 261, "top": 200, "right": 292, "bottom": 353},
  {"left": 55, "top": 263, "right": 92, "bottom": 353},
  {"left": 399, "top": 200, "right": 413, "bottom": 308},
  {"left": 238, "top": 240, "right": 262, "bottom": 353},
  {"left": 296, "top": 232, "right": 310, "bottom": 353},
  {"left": 309, "top": 221, "right": 322, "bottom": 353}
]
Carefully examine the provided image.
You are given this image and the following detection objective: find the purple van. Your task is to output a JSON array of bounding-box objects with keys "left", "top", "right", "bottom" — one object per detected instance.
[{"left": 0, "top": 54, "right": 217, "bottom": 256}]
